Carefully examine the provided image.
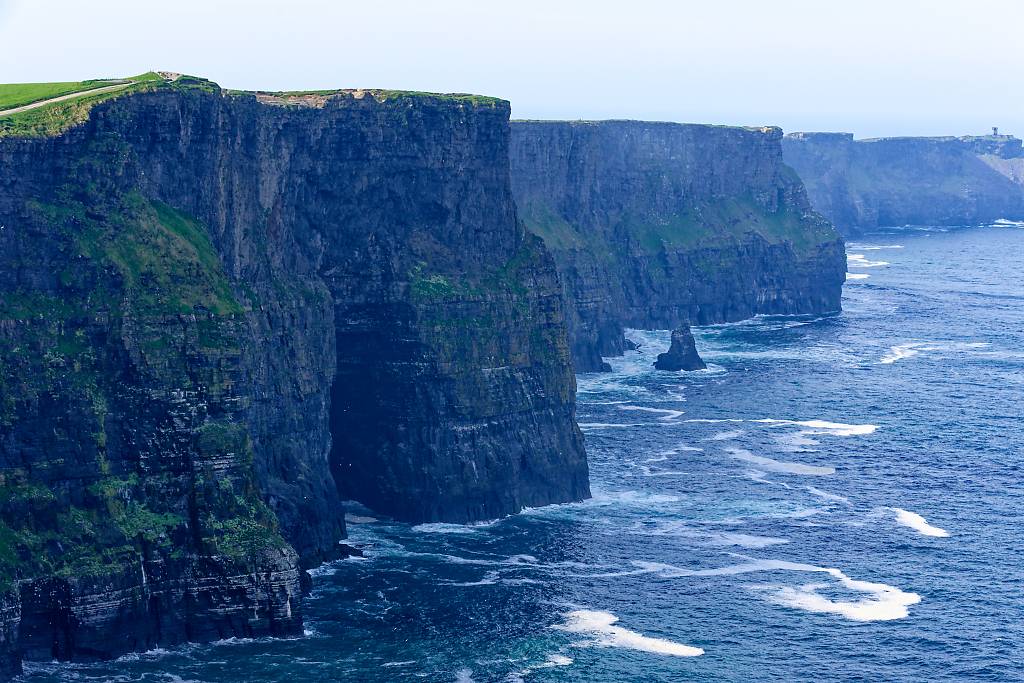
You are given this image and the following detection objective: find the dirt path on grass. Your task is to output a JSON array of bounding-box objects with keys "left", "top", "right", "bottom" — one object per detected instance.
[{"left": 0, "top": 81, "right": 131, "bottom": 117}]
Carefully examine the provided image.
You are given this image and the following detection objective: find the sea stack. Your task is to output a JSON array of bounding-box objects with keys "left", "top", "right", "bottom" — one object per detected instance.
[{"left": 654, "top": 326, "right": 706, "bottom": 371}]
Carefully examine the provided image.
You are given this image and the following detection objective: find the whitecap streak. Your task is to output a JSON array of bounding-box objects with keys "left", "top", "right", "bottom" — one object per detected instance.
[
  {"left": 555, "top": 610, "right": 704, "bottom": 657},
  {"left": 881, "top": 342, "right": 925, "bottom": 364},
  {"left": 619, "top": 405, "right": 685, "bottom": 421},
  {"left": 881, "top": 341, "right": 990, "bottom": 364},
  {"left": 726, "top": 447, "right": 834, "bottom": 476},
  {"left": 846, "top": 272, "right": 870, "bottom": 280},
  {"left": 412, "top": 519, "right": 497, "bottom": 534},
  {"left": 752, "top": 418, "right": 877, "bottom": 437},
  {"left": 846, "top": 253, "right": 890, "bottom": 267},
  {"left": 687, "top": 418, "right": 876, "bottom": 437},
  {"left": 805, "top": 486, "right": 852, "bottom": 506},
  {"left": 627, "top": 559, "right": 920, "bottom": 622},
  {"left": 577, "top": 422, "right": 645, "bottom": 430},
  {"left": 889, "top": 507, "right": 950, "bottom": 537}
]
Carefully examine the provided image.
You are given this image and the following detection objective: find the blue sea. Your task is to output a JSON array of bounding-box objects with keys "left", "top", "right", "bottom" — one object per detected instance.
[{"left": 25, "top": 225, "right": 1024, "bottom": 682}]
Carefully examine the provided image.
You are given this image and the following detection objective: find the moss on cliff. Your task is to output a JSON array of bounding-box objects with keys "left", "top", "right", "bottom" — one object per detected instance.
[
  {"left": 624, "top": 196, "right": 833, "bottom": 254},
  {"left": 21, "top": 194, "right": 242, "bottom": 317}
]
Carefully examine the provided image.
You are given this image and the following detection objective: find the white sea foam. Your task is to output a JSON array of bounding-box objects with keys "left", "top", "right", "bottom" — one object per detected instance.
[
  {"left": 507, "top": 653, "right": 574, "bottom": 681},
  {"left": 577, "top": 422, "right": 645, "bottom": 430},
  {"left": 846, "top": 272, "right": 870, "bottom": 280},
  {"left": 805, "top": 486, "right": 852, "bottom": 506},
  {"left": 655, "top": 445, "right": 703, "bottom": 459},
  {"left": 619, "top": 405, "right": 685, "bottom": 420},
  {"left": 705, "top": 532, "right": 790, "bottom": 549},
  {"left": 412, "top": 520, "right": 496, "bottom": 534},
  {"left": 846, "top": 253, "right": 889, "bottom": 268},
  {"left": 881, "top": 343, "right": 924, "bottom": 364},
  {"left": 382, "top": 660, "right": 416, "bottom": 667},
  {"left": 745, "top": 469, "right": 793, "bottom": 489},
  {"left": 882, "top": 341, "right": 990, "bottom": 364},
  {"left": 555, "top": 610, "right": 704, "bottom": 657},
  {"left": 889, "top": 507, "right": 950, "bottom": 537},
  {"left": 688, "top": 418, "right": 875, "bottom": 437},
  {"left": 625, "top": 520, "right": 788, "bottom": 548},
  {"left": 589, "top": 490, "right": 681, "bottom": 506},
  {"left": 626, "top": 558, "right": 920, "bottom": 622},
  {"left": 726, "top": 447, "right": 834, "bottom": 476},
  {"left": 753, "top": 418, "right": 878, "bottom": 437},
  {"left": 454, "top": 668, "right": 476, "bottom": 683}
]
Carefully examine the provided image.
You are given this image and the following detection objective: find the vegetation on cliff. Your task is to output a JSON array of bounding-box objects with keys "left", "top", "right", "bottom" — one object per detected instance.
[{"left": 0, "top": 72, "right": 216, "bottom": 138}]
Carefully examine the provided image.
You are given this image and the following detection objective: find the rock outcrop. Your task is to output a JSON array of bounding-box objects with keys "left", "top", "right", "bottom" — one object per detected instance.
[
  {"left": 510, "top": 120, "right": 846, "bottom": 371},
  {"left": 654, "top": 326, "right": 706, "bottom": 371},
  {"left": 782, "top": 132, "right": 1024, "bottom": 235},
  {"left": 0, "top": 78, "right": 587, "bottom": 672}
]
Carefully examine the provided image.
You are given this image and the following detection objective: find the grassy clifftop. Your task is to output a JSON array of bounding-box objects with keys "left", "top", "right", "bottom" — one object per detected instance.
[
  {"left": 0, "top": 72, "right": 217, "bottom": 138},
  {"left": 0, "top": 72, "right": 505, "bottom": 139}
]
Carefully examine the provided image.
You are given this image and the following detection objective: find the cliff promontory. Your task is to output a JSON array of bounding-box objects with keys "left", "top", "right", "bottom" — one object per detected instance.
[
  {"left": 510, "top": 120, "right": 846, "bottom": 371},
  {"left": 0, "top": 75, "right": 588, "bottom": 673},
  {"left": 782, "top": 131, "right": 1024, "bottom": 235}
]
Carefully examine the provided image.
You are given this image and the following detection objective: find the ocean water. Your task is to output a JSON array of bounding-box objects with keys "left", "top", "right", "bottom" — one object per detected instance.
[{"left": 24, "top": 225, "right": 1024, "bottom": 682}]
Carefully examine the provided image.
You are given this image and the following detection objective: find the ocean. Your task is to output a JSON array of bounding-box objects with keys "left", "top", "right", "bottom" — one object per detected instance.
[{"left": 24, "top": 224, "right": 1024, "bottom": 682}]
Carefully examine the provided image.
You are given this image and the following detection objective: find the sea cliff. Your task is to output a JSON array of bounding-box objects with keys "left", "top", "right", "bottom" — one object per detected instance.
[
  {"left": 782, "top": 131, "right": 1024, "bottom": 235},
  {"left": 510, "top": 120, "right": 846, "bottom": 371},
  {"left": 0, "top": 77, "right": 587, "bottom": 672}
]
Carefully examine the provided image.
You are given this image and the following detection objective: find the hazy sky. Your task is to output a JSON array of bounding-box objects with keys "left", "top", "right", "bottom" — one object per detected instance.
[{"left": 1, "top": 0, "right": 1020, "bottom": 137}]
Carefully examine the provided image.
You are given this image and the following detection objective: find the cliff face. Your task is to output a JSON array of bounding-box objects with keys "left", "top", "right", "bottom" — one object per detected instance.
[
  {"left": 0, "top": 84, "right": 587, "bottom": 671},
  {"left": 782, "top": 132, "right": 1024, "bottom": 235},
  {"left": 510, "top": 121, "right": 846, "bottom": 371}
]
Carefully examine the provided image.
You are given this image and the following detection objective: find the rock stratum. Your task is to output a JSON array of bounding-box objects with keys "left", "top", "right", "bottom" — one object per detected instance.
[
  {"left": 782, "top": 132, "right": 1024, "bottom": 235},
  {"left": 510, "top": 120, "right": 846, "bottom": 371},
  {"left": 0, "top": 77, "right": 587, "bottom": 673}
]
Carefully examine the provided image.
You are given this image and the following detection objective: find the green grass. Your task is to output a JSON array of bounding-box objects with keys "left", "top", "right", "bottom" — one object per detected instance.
[
  {"left": 0, "top": 72, "right": 214, "bottom": 138},
  {"left": 0, "top": 80, "right": 124, "bottom": 109},
  {"left": 62, "top": 196, "right": 243, "bottom": 316},
  {"left": 623, "top": 196, "right": 837, "bottom": 254},
  {"left": 368, "top": 90, "right": 503, "bottom": 107},
  {"left": 524, "top": 195, "right": 837, "bottom": 258},
  {"left": 251, "top": 87, "right": 503, "bottom": 108}
]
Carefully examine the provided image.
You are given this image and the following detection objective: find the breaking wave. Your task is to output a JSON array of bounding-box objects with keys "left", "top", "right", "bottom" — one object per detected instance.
[
  {"left": 555, "top": 610, "right": 704, "bottom": 657},
  {"left": 889, "top": 507, "right": 950, "bottom": 537}
]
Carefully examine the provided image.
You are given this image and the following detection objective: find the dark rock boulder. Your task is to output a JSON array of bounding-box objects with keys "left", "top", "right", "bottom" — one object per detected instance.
[{"left": 654, "top": 326, "right": 706, "bottom": 371}]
